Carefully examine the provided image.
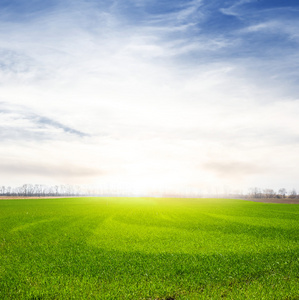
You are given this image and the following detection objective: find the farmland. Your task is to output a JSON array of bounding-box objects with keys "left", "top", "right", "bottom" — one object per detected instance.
[{"left": 0, "top": 197, "right": 299, "bottom": 299}]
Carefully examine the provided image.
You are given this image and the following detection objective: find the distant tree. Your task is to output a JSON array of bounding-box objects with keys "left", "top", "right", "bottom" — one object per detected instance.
[
  {"left": 0, "top": 186, "right": 5, "bottom": 195},
  {"left": 278, "top": 188, "right": 287, "bottom": 198},
  {"left": 263, "top": 188, "right": 275, "bottom": 198},
  {"left": 54, "top": 185, "right": 59, "bottom": 196},
  {"left": 288, "top": 189, "right": 297, "bottom": 199},
  {"left": 7, "top": 186, "right": 11, "bottom": 196},
  {"left": 249, "top": 187, "right": 262, "bottom": 198}
]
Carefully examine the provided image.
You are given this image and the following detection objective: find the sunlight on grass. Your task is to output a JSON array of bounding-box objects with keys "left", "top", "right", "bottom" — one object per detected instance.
[{"left": 0, "top": 197, "right": 299, "bottom": 299}]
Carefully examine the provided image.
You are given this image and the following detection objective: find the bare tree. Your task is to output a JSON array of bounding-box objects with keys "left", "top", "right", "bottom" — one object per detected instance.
[
  {"left": 289, "top": 189, "right": 297, "bottom": 199},
  {"left": 249, "top": 187, "right": 262, "bottom": 198},
  {"left": 263, "top": 188, "right": 276, "bottom": 198},
  {"left": 278, "top": 188, "right": 287, "bottom": 198}
]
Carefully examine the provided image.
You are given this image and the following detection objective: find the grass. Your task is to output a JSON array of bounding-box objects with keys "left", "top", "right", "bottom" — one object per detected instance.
[{"left": 0, "top": 197, "right": 299, "bottom": 299}]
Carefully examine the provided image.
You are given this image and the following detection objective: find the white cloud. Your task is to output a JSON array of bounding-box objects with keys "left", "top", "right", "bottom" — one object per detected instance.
[
  {"left": 1, "top": 1, "right": 299, "bottom": 193},
  {"left": 219, "top": 0, "right": 255, "bottom": 18}
]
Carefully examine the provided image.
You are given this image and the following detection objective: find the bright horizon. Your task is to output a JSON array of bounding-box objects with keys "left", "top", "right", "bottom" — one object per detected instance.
[{"left": 1, "top": 0, "right": 299, "bottom": 194}]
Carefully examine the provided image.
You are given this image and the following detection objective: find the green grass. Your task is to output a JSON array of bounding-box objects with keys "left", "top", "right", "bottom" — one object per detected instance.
[{"left": 0, "top": 197, "right": 299, "bottom": 299}]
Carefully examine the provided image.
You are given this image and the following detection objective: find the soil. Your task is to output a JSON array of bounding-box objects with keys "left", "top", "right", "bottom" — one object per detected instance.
[{"left": 241, "top": 198, "right": 299, "bottom": 204}]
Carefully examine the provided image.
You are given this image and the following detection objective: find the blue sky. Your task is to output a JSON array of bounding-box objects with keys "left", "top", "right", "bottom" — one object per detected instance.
[{"left": 1, "top": 0, "right": 299, "bottom": 194}]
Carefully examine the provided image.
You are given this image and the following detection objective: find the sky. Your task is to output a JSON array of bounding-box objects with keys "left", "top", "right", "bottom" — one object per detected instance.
[{"left": 1, "top": 0, "right": 299, "bottom": 195}]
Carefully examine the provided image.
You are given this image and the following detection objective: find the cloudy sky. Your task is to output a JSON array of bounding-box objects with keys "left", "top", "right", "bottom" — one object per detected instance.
[{"left": 1, "top": 0, "right": 299, "bottom": 194}]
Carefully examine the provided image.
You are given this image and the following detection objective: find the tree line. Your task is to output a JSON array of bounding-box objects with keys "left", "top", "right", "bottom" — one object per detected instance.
[
  {"left": 0, "top": 184, "right": 98, "bottom": 197},
  {"left": 247, "top": 187, "right": 298, "bottom": 199},
  {"left": 0, "top": 184, "right": 298, "bottom": 199}
]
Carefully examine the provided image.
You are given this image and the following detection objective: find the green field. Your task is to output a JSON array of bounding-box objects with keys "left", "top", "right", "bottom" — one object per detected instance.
[{"left": 0, "top": 197, "right": 299, "bottom": 299}]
